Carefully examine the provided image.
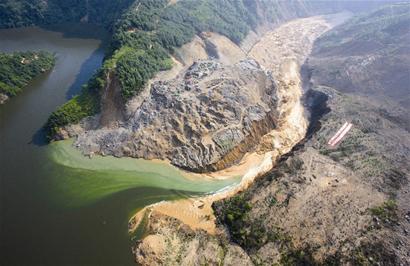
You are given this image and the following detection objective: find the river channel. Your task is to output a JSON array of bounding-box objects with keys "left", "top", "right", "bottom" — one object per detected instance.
[{"left": 0, "top": 25, "right": 239, "bottom": 266}]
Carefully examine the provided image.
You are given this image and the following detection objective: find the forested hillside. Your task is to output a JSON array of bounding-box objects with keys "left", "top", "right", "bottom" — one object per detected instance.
[
  {"left": 0, "top": 0, "right": 134, "bottom": 29},
  {"left": 45, "top": 0, "right": 263, "bottom": 138},
  {"left": 0, "top": 51, "right": 55, "bottom": 104}
]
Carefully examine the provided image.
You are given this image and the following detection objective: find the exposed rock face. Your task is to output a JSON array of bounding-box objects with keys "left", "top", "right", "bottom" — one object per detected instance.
[
  {"left": 99, "top": 71, "right": 125, "bottom": 128},
  {"left": 75, "top": 59, "right": 278, "bottom": 171}
]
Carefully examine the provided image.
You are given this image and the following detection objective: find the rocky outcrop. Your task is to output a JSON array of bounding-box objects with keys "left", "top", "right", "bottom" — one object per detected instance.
[{"left": 75, "top": 59, "right": 278, "bottom": 172}]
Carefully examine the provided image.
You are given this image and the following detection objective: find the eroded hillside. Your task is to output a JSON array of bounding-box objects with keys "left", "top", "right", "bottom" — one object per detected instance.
[
  {"left": 213, "top": 87, "right": 410, "bottom": 265},
  {"left": 132, "top": 4, "right": 410, "bottom": 265},
  {"left": 131, "top": 13, "right": 353, "bottom": 265},
  {"left": 74, "top": 59, "right": 278, "bottom": 172}
]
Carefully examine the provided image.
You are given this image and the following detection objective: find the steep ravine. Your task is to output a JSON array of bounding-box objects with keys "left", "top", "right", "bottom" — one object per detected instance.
[{"left": 131, "top": 13, "right": 352, "bottom": 265}]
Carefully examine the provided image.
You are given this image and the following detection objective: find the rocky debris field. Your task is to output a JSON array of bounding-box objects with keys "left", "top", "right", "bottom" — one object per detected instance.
[
  {"left": 74, "top": 59, "right": 278, "bottom": 172},
  {"left": 66, "top": 13, "right": 350, "bottom": 174}
]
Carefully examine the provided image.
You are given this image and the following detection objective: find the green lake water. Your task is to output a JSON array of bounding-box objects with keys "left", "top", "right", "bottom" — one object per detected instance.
[{"left": 0, "top": 25, "right": 240, "bottom": 266}]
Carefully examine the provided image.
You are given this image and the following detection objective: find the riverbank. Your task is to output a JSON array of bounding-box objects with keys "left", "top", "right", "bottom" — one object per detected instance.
[{"left": 48, "top": 139, "right": 242, "bottom": 207}]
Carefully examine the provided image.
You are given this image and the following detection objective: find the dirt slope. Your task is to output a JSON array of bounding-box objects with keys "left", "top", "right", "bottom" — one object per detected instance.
[{"left": 132, "top": 13, "right": 353, "bottom": 265}]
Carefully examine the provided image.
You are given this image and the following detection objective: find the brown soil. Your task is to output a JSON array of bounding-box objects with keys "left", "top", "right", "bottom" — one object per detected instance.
[{"left": 129, "top": 14, "right": 348, "bottom": 234}]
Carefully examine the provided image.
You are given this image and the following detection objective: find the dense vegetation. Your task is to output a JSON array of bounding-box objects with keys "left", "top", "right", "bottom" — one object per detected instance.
[
  {"left": 0, "top": 51, "right": 55, "bottom": 101},
  {"left": 110, "top": 0, "right": 258, "bottom": 99},
  {"left": 45, "top": 73, "right": 102, "bottom": 137},
  {"left": 0, "top": 0, "right": 135, "bottom": 29},
  {"left": 45, "top": 0, "right": 261, "bottom": 138},
  {"left": 1, "top": 0, "right": 399, "bottom": 138}
]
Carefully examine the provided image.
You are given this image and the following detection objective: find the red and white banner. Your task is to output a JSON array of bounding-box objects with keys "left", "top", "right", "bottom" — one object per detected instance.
[{"left": 328, "top": 122, "right": 353, "bottom": 147}]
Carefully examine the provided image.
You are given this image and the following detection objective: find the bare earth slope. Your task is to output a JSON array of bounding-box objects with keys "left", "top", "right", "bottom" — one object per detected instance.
[
  {"left": 213, "top": 87, "right": 410, "bottom": 265},
  {"left": 306, "top": 3, "right": 410, "bottom": 113},
  {"left": 132, "top": 14, "right": 354, "bottom": 265},
  {"left": 210, "top": 5, "right": 410, "bottom": 265}
]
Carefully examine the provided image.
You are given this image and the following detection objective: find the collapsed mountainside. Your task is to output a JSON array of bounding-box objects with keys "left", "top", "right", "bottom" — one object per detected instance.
[
  {"left": 59, "top": 9, "right": 350, "bottom": 172},
  {"left": 43, "top": 0, "right": 393, "bottom": 152},
  {"left": 133, "top": 4, "right": 410, "bottom": 265},
  {"left": 70, "top": 10, "right": 346, "bottom": 173},
  {"left": 75, "top": 59, "right": 278, "bottom": 172}
]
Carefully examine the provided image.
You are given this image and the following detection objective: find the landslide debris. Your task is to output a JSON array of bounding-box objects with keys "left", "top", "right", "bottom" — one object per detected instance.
[
  {"left": 133, "top": 4, "right": 410, "bottom": 265},
  {"left": 75, "top": 59, "right": 278, "bottom": 172}
]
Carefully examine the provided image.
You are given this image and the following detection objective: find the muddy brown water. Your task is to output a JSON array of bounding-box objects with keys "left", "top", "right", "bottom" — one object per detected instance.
[{"left": 0, "top": 25, "right": 238, "bottom": 265}]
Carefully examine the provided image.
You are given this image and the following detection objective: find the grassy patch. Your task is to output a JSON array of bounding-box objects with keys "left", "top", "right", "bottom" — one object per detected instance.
[
  {"left": 369, "top": 200, "right": 398, "bottom": 223},
  {"left": 279, "top": 248, "right": 316, "bottom": 266},
  {"left": 351, "top": 240, "right": 398, "bottom": 266}
]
